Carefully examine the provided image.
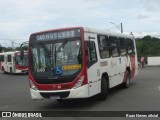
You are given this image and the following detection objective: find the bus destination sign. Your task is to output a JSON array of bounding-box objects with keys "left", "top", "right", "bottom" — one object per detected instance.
[{"left": 35, "top": 29, "right": 81, "bottom": 41}]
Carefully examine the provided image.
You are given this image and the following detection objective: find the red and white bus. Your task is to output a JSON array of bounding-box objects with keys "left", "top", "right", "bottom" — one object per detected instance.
[
  {"left": 0, "top": 51, "right": 28, "bottom": 74},
  {"left": 28, "top": 27, "right": 138, "bottom": 101}
]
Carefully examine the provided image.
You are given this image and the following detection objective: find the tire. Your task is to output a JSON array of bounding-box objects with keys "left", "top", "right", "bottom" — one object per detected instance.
[
  {"left": 99, "top": 77, "right": 109, "bottom": 100},
  {"left": 122, "top": 70, "right": 130, "bottom": 88},
  {"left": 10, "top": 68, "right": 13, "bottom": 75},
  {"left": 56, "top": 99, "right": 64, "bottom": 103}
]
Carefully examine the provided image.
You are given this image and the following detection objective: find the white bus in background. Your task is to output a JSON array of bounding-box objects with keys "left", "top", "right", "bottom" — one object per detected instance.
[
  {"left": 0, "top": 51, "right": 28, "bottom": 74},
  {"left": 28, "top": 27, "right": 138, "bottom": 101}
]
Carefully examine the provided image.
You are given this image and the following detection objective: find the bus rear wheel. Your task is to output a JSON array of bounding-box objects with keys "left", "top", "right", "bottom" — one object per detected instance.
[
  {"left": 99, "top": 77, "right": 109, "bottom": 100},
  {"left": 10, "top": 68, "right": 13, "bottom": 75},
  {"left": 122, "top": 70, "right": 130, "bottom": 88}
]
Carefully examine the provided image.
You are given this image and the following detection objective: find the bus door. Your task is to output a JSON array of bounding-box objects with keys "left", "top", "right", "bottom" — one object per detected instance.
[
  {"left": 7, "top": 54, "right": 12, "bottom": 72},
  {"left": 109, "top": 36, "right": 120, "bottom": 86},
  {"left": 85, "top": 35, "right": 100, "bottom": 97},
  {"left": 0, "top": 55, "right": 4, "bottom": 72},
  {"left": 4, "top": 55, "right": 7, "bottom": 72},
  {"left": 119, "top": 37, "right": 127, "bottom": 83}
]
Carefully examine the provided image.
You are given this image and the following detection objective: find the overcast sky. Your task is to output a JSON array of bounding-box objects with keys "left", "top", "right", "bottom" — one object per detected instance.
[{"left": 0, "top": 0, "right": 160, "bottom": 47}]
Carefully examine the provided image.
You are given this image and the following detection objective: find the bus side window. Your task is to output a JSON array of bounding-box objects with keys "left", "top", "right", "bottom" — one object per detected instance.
[
  {"left": 127, "top": 39, "right": 135, "bottom": 55},
  {"left": 89, "top": 42, "right": 97, "bottom": 61},
  {"left": 7, "top": 55, "right": 12, "bottom": 62},
  {"left": 98, "top": 35, "right": 110, "bottom": 58},
  {"left": 85, "top": 41, "right": 97, "bottom": 64},
  {"left": 119, "top": 37, "right": 127, "bottom": 56},
  {"left": 109, "top": 36, "right": 119, "bottom": 57},
  {"left": 0, "top": 55, "right": 4, "bottom": 62}
]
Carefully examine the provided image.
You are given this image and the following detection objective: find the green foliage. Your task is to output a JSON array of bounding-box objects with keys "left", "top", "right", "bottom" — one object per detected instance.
[
  {"left": 136, "top": 36, "right": 160, "bottom": 60},
  {"left": 0, "top": 46, "right": 28, "bottom": 52},
  {"left": 0, "top": 46, "right": 13, "bottom": 52},
  {"left": 0, "top": 44, "right": 2, "bottom": 52}
]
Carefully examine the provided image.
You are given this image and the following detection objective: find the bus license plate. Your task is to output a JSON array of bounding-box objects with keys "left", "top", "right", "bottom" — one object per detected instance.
[{"left": 50, "top": 95, "right": 60, "bottom": 99}]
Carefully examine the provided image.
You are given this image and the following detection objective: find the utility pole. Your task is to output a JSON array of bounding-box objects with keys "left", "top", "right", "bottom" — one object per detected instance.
[
  {"left": 121, "top": 23, "right": 123, "bottom": 33},
  {"left": 9, "top": 40, "right": 15, "bottom": 51},
  {"left": 110, "top": 22, "right": 123, "bottom": 33},
  {"left": 12, "top": 40, "right": 14, "bottom": 50}
]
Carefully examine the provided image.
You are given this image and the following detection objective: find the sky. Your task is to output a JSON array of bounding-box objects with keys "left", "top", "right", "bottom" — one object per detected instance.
[{"left": 0, "top": 0, "right": 160, "bottom": 47}]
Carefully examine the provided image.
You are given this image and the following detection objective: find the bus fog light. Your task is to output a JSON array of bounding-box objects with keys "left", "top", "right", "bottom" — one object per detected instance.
[
  {"left": 29, "top": 80, "right": 38, "bottom": 91},
  {"left": 73, "top": 76, "right": 84, "bottom": 89}
]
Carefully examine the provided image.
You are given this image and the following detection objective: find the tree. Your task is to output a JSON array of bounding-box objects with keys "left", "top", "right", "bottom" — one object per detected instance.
[
  {"left": 0, "top": 44, "right": 2, "bottom": 52},
  {"left": 136, "top": 36, "right": 160, "bottom": 60}
]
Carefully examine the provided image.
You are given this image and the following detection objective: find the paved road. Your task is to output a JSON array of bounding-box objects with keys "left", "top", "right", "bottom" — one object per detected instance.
[{"left": 0, "top": 67, "right": 160, "bottom": 119}]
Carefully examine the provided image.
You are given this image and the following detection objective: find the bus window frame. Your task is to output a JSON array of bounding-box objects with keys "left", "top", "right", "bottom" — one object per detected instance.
[
  {"left": 126, "top": 38, "right": 135, "bottom": 55},
  {"left": 0, "top": 55, "right": 4, "bottom": 62},
  {"left": 7, "top": 54, "right": 12, "bottom": 62},
  {"left": 97, "top": 35, "right": 111, "bottom": 59},
  {"left": 109, "top": 36, "right": 120, "bottom": 57},
  {"left": 85, "top": 41, "right": 98, "bottom": 68},
  {"left": 118, "top": 37, "right": 127, "bottom": 56}
]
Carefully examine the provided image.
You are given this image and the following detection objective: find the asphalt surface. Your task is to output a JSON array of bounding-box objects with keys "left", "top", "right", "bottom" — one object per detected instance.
[{"left": 0, "top": 66, "right": 160, "bottom": 120}]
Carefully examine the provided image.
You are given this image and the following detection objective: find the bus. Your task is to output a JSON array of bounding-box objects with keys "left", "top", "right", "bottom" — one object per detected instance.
[
  {"left": 28, "top": 27, "right": 138, "bottom": 101},
  {"left": 0, "top": 51, "right": 28, "bottom": 74}
]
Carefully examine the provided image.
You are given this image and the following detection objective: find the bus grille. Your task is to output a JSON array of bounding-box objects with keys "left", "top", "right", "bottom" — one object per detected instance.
[
  {"left": 40, "top": 91, "right": 70, "bottom": 98},
  {"left": 34, "top": 76, "right": 76, "bottom": 84}
]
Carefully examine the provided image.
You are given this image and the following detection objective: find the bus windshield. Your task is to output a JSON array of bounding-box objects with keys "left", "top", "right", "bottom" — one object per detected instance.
[
  {"left": 15, "top": 54, "right": 28, "bottom": 67},
  {"left": 30, "top": 39, "right": 82, "bottom": 78}
]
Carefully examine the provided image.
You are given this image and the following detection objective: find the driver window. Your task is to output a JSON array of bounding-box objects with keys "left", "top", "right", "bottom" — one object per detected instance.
[{"left": 85, "top": 41, "right": 97, "bottom": 62}]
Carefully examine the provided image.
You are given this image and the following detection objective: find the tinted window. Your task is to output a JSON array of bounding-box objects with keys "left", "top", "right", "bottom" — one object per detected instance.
[
  {"left": 85, "top": 41, "right": 97, "bottom": 61},
  {"left": 109, "top": 36, "right": 119, "bottom": 57},
  {"left": 0, "top": 55, "right": 4, "bottom": 62},
  {"left": 7, "top": 55, "right": 11, "bottom": 62},
  {"left": 126, "top": 39, "right": 135, "bottom": 54},
  {"left": 98, "top": 35, "right": 110, "bottom": 58},
  {"left": 119, "top": 38, "right": 127, "bottom": 56}
]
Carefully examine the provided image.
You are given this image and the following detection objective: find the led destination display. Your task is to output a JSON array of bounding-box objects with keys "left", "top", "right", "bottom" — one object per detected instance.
[{"left": 35, "top": 29, "right": 81, "bottom": 41}]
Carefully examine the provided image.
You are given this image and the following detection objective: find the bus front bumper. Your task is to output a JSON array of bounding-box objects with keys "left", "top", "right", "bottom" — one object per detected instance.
[{"left": 30, "top": 84, "right": 89, "bottom": 100}]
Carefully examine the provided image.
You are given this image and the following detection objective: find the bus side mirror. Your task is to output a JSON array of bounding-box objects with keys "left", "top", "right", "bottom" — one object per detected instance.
[{"left": 20, "top": 50, "right": 24, "bottom": 60}]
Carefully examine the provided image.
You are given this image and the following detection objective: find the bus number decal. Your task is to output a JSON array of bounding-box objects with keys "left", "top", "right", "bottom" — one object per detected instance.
[
  {"left": 100, "top": 61, "right": 108, "bottom": 67},
  {"left": 36, "top": 68, "right": 45, "bottom": 72}
]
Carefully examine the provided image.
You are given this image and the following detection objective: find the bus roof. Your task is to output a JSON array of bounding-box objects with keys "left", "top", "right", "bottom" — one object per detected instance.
[
  {"left": 83, "top": 27, "right": 134, "bottom": 39},
  {"left": 30, "top": 26, "right": 134, "bottom": 39}
]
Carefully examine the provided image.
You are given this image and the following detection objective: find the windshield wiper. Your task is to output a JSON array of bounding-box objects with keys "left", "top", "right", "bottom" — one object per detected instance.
[
  {"left": 54, "top": 39, "right": 69, "bottom": 64},
  {"left": 38, "top": 42, "right": 52, "bottom": 66},
  {"left": 53, "top": 40, "right": 69, "bottom": 75},
  {"left": 55, "top": 39, "right": 68, "bottom": 54}
]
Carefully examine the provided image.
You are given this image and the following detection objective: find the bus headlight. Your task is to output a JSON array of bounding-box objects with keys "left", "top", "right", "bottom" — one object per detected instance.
[
  {"left": 29, "top": 80, "right": 38, "bottom": 91},
  {"left": 73, "top": 76, "right": 84, "bottom": 89}
]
